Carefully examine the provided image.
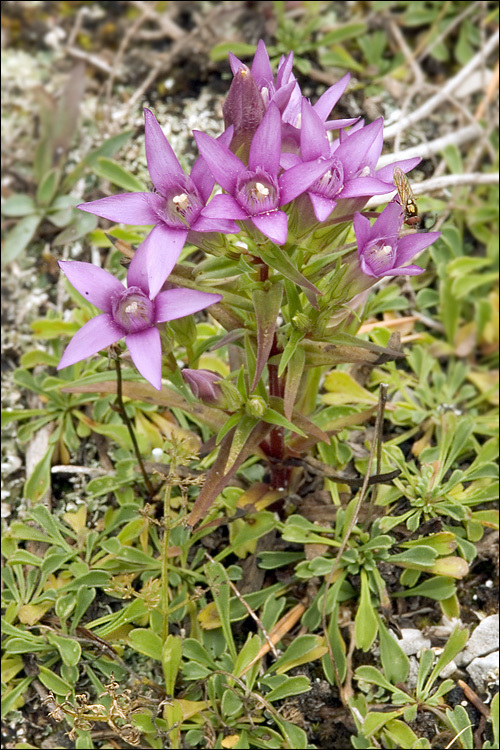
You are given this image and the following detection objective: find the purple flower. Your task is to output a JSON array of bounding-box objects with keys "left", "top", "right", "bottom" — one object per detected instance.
[
  {"left": 57, "top": 257, "right": 222, "bottom": 391},
  {"left": 354, "top": 202, "right": 441, "bottom": 278},
  {"left": 77, "top": 109, "right": 239, "bottom": 298},
  {"left": 194, "top": 102, "right": 338, "bottom": 246}
]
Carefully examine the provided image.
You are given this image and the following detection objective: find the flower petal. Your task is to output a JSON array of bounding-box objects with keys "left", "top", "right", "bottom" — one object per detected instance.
[
  {"left": 375, "top": 157, "right": 421, "bottom": 183},
  {"left": 248, "top": 102, "right": 281, "bottom": 175},
  {"left": 353, "top": 211, "right": 372, "bottom": 250},
  {"left": 193, "top": 130, "right": 244, "bottom": 194},
  {"left": 251, "top": 210, "right": 288, "bottom": 245},
  {"left": 144, "top": 108, "right": 185, "bottom": 195},
  {"left": 313, "top": 73, "right": 350, "bottom": 121},
  {"left": 190, "top": 214, "right": 240, "bottom": 233},
  {"left": 77, "top": 193, "right": 158, "bottom": 225},
  {"left": 251, "top": 39, "right": 274, "bottom": 87},
  {"left": 127, "top": 224, "right": 187, "bottom": 299},
  {"left": 201, "top": 193, "right": 248, "bottom": 220},
  {"left": 57, "top": 314, "right": 123, "bottom": 369},
  {"left": 126, "top": 327, "right": 162, "bottom": 390},
  {"left": 396, "top": 232, "right": 441, "bottom": 265},
  {"left": 340, "top": 176, "right": 395, "bottom": 199},
  {"left": 381, "top": 264, "right": 424, "bottom": 277},
  {"left": 59, "top": 261, "right": 125, "bottom": 312},
  {"left": 190, "top": 126, "right": 234, "bottom": 204},
  {"left": 279, "top": 157, "right": 335, "bottom": 205},
  {"left": 155, "top": 288, "right": 222, "bottom": 322},
  {"left": 308, "top": 192, "right": 336, "bottom": 222},
  {"left": 372, "top": 202, "right": 404, "bottom": 238},
  {"left": 336, "top": 119, "right": 383, "bottom": 179},
  {"left": 301, "top": 99, "right": 331, "bottom": 161}
]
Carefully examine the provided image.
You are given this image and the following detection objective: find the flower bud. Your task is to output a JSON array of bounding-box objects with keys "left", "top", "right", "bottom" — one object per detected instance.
[
  {"left": 223, "top": 66, "right": 266, "bottom": 161},
  {"left": 182, "top": 369, "right": 225, "bottom": 407},
  {"left": 245, "top": 396, "right": 267, "bottom": 418},
  {"left": 292, "top": 313, "right": 310, "bottom": 332},
  {"left": 217, "top": 380, "right": 245, "bottom": 411}
]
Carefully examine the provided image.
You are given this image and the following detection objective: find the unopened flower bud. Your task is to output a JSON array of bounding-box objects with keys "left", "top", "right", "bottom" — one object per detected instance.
[
  {"left": 292, "top": 313, "right": 310, "bottom": 332},
  {"left": 217, "top": 380, "right": 245, "bottom": 411},
  {"left": 223, "top": 66, "right": 266, "bottom": 161},
  {"left": 245, "top": 396, "right": 267, "bottom": 418},
  {"left": 182, "top": 369, "right": 225, "bottom": 407}
]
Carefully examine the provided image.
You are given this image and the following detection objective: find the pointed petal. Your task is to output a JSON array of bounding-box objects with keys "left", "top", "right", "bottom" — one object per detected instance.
[
  {"left": 59, "top": 260, "right": 125, "bottom": 312},
  {"left": 309, "top": 192, "right": 336, "bottom": 222},
  {"left": 251, "top": 211, "right": 288, "bottom": 245},
  {"left": 279, "top": 157, "right": 334, "bottom": 205},
  {"left": 353, "top": 211, "right": 371, "bottom": 249},
  {"left": 251, "top": 39, "right": 274, "bottom": 87},
  {"left": 276, "top": 51, "right": 294, "bottom": 88},
  {"left": 336, "top": 119, "right": 383, "bottom": 179},
  {"left": 324, "top": 116, "right": 360, "bottom": 131},
  {"left": 301, "top": 99, "right": 331, "bottom": 160},
  {"left": 201, "top": 193, "right": 248, "bottom": 220},
  {"left": 126, "top": 327, "right": 162, "bottom": 390},
  {"left": 313, "top": 73, "right": 350, "bottom": 121},
  {"left": 229, "top": 51, "right": 246, "bottom": 76},
  {"left": 190, "top": 126, "right": 234, "bottom": 203},
  {"left": 193, "top": 130, "right": 244, "bottom": 194},
  {"left": 248, "top": 102, "right": 281, "bottom": 175},
  {"left": 372, "top": 202, "right": 404, "bottom": 238},
  {"left": 77, "top": 193, "right": 158, "bottom": 225},
  {"left": 382, "top": 264, "right": 424, "bottom": 277},
  {"left": 127, "top": 224, "right": 187, "bottom": 299},
  {"left": 191, "top": 214, "right": 240, "bottom": 233},
  {"left": 155, "top": 288, "right": 222, "bottom": 322},
  {"left": 375, "top": 157, "right": 421, "bottom": 182},
  {"left": 57, "top": 314, "right": 123, "bottom": 369},
  {"left": 144, "top": 108, "right": 185, "bottom": 195},
  {"left": 272, "top": 80, "right": 296, "bottom": 113},
  {"left": 396, "top": 232, "right": 441, "bottom": 265},
  {"left": 340, "top": 176, "right": 395, "bottom": 198}
]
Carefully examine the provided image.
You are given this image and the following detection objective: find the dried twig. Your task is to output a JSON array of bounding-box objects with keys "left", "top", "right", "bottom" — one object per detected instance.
[
  {"left": 66, "top": 46, "right": 114, "bottom": 76},
  {"left": 475, "top": 59, "right": 500, "bottom": 120},
  {"left": 204, "top": 552, "right": 278, "bottom": 659},
  {"left": 383, "top": 31, "right": 499, "bottom": 140},
  {"left": 367, "top": 171, "right": 498, "bottom": 209}
]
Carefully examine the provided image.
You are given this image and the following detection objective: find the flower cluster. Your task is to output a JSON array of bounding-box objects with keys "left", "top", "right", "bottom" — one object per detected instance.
[{"left": 58, "top": 40, "right": 440, "bottom": 393}]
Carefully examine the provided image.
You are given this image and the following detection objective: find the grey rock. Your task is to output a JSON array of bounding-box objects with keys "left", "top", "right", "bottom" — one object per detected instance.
[
  {"left": 395, "top": 628, "right": 432, "bottom": 656},
  {"left": 466, "top": 651, "right": 499, "bottom": 694},
  {"left": 456, "top": 615, "right": 499, "bottom": 666}
]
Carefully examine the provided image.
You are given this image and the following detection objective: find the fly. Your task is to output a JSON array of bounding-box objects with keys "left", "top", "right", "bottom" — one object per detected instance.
[{"left": 393, "top": 167, "right": 420, "bottom": 227}]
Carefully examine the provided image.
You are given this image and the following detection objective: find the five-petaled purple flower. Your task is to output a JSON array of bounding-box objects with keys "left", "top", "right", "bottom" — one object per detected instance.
[
  {"left": 194, "top": 102, "right": 338, "bottom": 246},
  {"left": 57, "top": 255, "right": 222, "bottom": 391},
  {"left": 77, "top": 109, "right": 239, "bottom": 298},
  {"left": 354, "top": 202, "right": 441, "bottom": 278}
]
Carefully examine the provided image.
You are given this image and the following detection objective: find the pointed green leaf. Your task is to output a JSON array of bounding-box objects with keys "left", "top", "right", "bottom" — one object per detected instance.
[
  {"left": 355, "top": 570, "right": 378, "bottom": 651},
  {"left": 1, "top": 214, "right": 41, "bottom": 265},
  {"left": 92, "top": 157, "right": 147, "bottom": 192},
  {"left": 251, "top": 282, "right": 283, "bottom": 390},
  {"left": 36, "top": 168, "right": 61, "bottom": 207},
  {"left": 259, "top": 244, "right": 321, "bottom": 298},
  {"left": 261, "top": 407, "right": 306, "bottom": 436},
  {"left": 284, "top": 346, "right": 305, "bottom": 420}
]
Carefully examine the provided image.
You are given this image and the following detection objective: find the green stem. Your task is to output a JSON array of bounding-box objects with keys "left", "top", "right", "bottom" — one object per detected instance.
[{"left": 114, "top": 356, "right": 154, "bottom": 498}]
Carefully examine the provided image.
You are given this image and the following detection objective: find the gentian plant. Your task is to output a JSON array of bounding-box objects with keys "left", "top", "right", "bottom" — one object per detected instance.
[{"left": 58, "top": 40, "right": 441, "bottom": 521}]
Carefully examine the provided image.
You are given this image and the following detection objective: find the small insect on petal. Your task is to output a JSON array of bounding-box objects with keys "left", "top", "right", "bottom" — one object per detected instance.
[{"left": 393, "top": 167, "right": 420, "bottom": 227}]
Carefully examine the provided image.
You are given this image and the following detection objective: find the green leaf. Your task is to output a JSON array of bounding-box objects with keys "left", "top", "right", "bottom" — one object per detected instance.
[
  {"left": 383, "top": 719, "right": 420, "bottom": 747},
  {"left": 162, "top": 635, "right": 183, "bottom": 694},
  {"left": 1, "top": 194, "right": 37, "bottom": 217},
  {"left": 362, "top": 709, "right": 406, "bottom": 737},
  {"left": 52, "top": 209, "right": 98, "bottom": 246},
  {"left": 390, "top": 546, "right": 438, "bottom": 568},
  {"left": 1, "top": 214, "right": 41, "bottom": 265},
  {"left": 251, "top": 282, "right": 283, "bottom": 391},
  {"left": 24, "top": 444, "right": 56, "bottom": 505},
  {"left": 269, "top": 634, "right": 327, "bottom": 675},
  {"left": 204, "top": 561, "right": 237, "bottom": 662},
  {"left": 377, "top": 615, "right": 409, "bottom": 684},
  {"left": 1, "top": 677, "right": 33, "bottom": 719},
  {"left": 38, "top": 664, "right": 75, "bottom": 696},
  {"left": 392, "top": 575, "right": 456, "bottom": 600},
  {"left": 425, "top": 626, "right": 469, "bottom": 693},
  {"left": 258, "top": 244, "right": 321, "bottom": 299},
  {"left": 233, "top": 633, "right": 261, "bottom": 679},
  {"left": 92, "top": 157, "right": 147, "bottom": 192},
  {"left": 283, "top": 345, "right": 305, "bottom": 420},
  {"left": 446, "top": 705, "right": 473, "bottom": 749},
  {"left": 128, "top": 628, "right": 163, "bottom": 661},
  {"left": 261, "top": 407, "right": 306, "bottom": 436},
  {"left": 210, "top": 42, "right": 257, "bottom": 62},
  {"left": 265, "top": 675, "right": 311, "bottom": 702},
  {"left": 322, "top": 371, "right": 378, "bottom": 405},
  {"left": 355, "top": 570, "right": 378, "bottom": 651},
  {"left": 36, "top": 168, "right": 61, "bottom": 207},
  {"left": 47, "top": 632, "right": 81, "bottom": 666}
]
